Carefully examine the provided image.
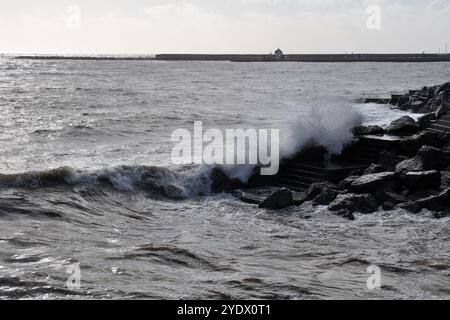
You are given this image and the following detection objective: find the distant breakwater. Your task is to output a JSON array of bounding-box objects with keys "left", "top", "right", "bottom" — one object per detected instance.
[{"left": 13, "top": 53, "right": 450, "bottom": 62}]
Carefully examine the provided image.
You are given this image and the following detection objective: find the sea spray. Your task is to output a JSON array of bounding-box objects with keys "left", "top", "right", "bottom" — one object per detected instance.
[{"left": 279, "top": 97, "right": 364, "bottom": 159}]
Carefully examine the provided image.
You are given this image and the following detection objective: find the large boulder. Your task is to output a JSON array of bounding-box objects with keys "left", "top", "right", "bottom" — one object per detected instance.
[
  {"left": 418, "top": 146, "right": 445, "bottom": 169},
  {"left": 328, "top": 193, "right": 379, "bottom": 214},
  {"left": 386, "top": 116, "right": 420, "bottom": 136},
  {"left": 350, "top": 172, "right": 396, "bottom": 194},
  {"left": 399, "top": 131, "right": 441, "bottom": 156},
  {"left": 395, "top": 156, "right": 424, "bottom": 173},
  {"left": 259, "top": 188, "right": 294, "bottom": 210},
  {"left": 352, "top": 125, "right": 384, "bottom": 136},
  {"left": 400, "top": 170, "right": 441, "bottom": 191}
]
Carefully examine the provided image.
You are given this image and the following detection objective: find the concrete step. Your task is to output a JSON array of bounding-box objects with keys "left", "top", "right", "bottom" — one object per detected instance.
[
  {"left": 432, "top": 119, "right": 450, "bottom": 127},
  {"left": 286, "top": 163, "right": 329, "bottom": 174},
  {"left": 275, "top": 178, "right": 310, "bottom": 191},
  {"left": 281, "top": 167, "right": 327, "bottom": 179},
  {"left": 430, "top": 123, "right": 450, "bottom": 132},
  {"left": 279, "top": 172, "right": 323, "bottom": 184}
]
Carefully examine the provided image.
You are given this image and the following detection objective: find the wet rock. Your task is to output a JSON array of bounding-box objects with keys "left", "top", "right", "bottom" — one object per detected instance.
[
  {"left": 409, "top": 101, "right": 425, "bottom": 113},
  {"left": 350, "top": 172, "right": 395, "bottom": 194},
  {"left": 395, "top": 201, "right": 422, "bottom": 214},
  {"left": 338, "top": 175, "right": 359, "bottom": 191},
  {"left": 259, "top": 188, "right": 294, "bottom": 210},
  {"left": 382, "top": 201, "right": 396, "bottom": 211},
  {"left": 417, "top": 113, "right": 436, "bottom": 129},
  {"left": 375, "top": 190, "right": 407, "bottom": 205},
  {"left": 379, "top": 151, "right": 404, "bottom": 171},
  {"left": 440, "top": 171, "right": 450, "bottom": 190},
  {"left": 333, "top": 209, "right": 356, "bottom": 221},
  {"left": 400, "top": 170, "right": 441, "bottom": 191},
  {"left": 435, "top": 103, "right": 448, "bottom": 118},
  {"left": 395, "top": 156, "right": 424, "bottom": 173},
  {"left": 352, "top": 125, "right": 384, "bottom": 136},
  {"left": 313, "top": 188, "right": 339, "bottom": 206},
  {"left": 328, "top": 193, "right": 379, "bottom": 214},
  {"left": 418, "top": 146, "right": 445, "bottom": 169},
  {"left": 210, "top": 167, "right": 243, "bottom": 193},
  {"left": 415, "top": 188, "right": 450, "bottom": 211},
  {"left": 363, "top": 164, "right": 385, "bottom": 175},
  {"left": 399, "top": 131, "right": 441, "bottom": 157},
  {"left": 304, "top": 181, "right": 338, "bottom": 200},
  {"left": 386, "top": 116, "right": 419, "bottom": 136}
]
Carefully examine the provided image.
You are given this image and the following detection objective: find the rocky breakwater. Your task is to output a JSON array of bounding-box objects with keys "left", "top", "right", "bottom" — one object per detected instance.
[{"left": 227, "top": 82, "right": 450, "bottom": 220}]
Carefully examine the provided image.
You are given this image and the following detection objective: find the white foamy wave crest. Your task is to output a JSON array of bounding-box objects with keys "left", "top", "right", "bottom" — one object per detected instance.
[{"left": 280, "top": 97, "right": 364, "bottom": 158}]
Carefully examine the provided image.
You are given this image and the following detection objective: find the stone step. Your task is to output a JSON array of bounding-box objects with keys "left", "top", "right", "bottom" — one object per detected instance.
[
  {"left": 433, "top": 119, "right": 450, "bottom": 127},
  {"left": 281, "top": 167, "right": 327, "bottom": 178},
  {"left": 279, "top": 172, "right": 323, "bottom": 184},
  {"left": 286, "top": 163, "right": 329, "bottom": 174},
  {"left": 275, "top": 178, "right": 309, "bottom": 191},
  {"left": 430, "top": 123, "right": 450, "bottom": 132}
]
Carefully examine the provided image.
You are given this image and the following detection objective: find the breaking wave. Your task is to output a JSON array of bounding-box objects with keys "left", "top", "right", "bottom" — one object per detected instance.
[
  {"left": 280, "top": 97, "right": 364, "bottom": 158},
  {"left": 0, "top": 165, "right": 218, "bottom": 199}
]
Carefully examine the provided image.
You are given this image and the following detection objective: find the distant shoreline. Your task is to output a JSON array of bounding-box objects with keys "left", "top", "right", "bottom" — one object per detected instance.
[{"left": 11, "top": 53, "right": 450, "bottom": 62}]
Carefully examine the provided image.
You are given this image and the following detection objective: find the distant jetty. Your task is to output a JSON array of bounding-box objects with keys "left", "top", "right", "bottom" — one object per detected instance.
[
  {"left": 155, "top": 53, "right": 450, "bottom": 63},
  {"left": 13, "top": 52, "right": 450, "bottom": 62}
]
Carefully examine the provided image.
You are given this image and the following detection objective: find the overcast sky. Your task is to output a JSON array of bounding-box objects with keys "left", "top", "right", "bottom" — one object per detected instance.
[{"left": 0, "top": 0, "right": 449, "bottom": 54}]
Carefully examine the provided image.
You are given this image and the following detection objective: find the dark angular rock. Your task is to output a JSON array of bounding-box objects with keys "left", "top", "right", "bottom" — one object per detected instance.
[
  {"left": 375, "top": 190, "right": 407, "bottom": 204},
  {"left": 210, "top": 167, "right": 243, "bottom": 193},
  {"left": 399, "top": 131, "right": 441, "bottom": 157},
  {"left": 338, "top": 175, "right": 359, "bottom": 191},
  {"left": 328, "top": 193, "right": 379, "bottom": 214},
  {"left": 304, "top": 181, "right": 338, "bottom": 200},
  {"left": 409, "top": 100, "right": 425, "bottom": 112},
  {"left": 435, "top": 103, "right": 448, "bottom": 118},
  {"left": 259, "top": 188, "right": 294, "bottom": 210},
  {"left": 350, "top": 172, "right": 395, "bottom": 194},
  {"left": 414, "top": 188, "right": 450, "bottom": 211},
  {"left": 382, "top": 201, "right": 396, "bottom": 211},
  {"left": 400, "top": 170, "right": 441, "bottom": 191},
  {"left": 379, "top": 151, "right": 403, "bottom": 171},
  {"left": 313, "top": 188, "right": 339, "bottom": 206},
  {"left": 418, "top": 146, "right": 445, "bottom": 169},
  {"left": 386, "top": 116, "right": 419, "bottom": 136},
  {"left": 333, "top": 209, "right": 356, "bottom": 221},
  {"left": 352, "top": 125, "right": 384, "bottom": 136},
  {"left": 363, "top": 164, "right": 385, "bottom": 175},
  {"left": 395, "top": 201, "right": 422, "bottom": 214},
  {"left": 395, "top": 156, "right": 424, "bottom": 173},
  {"left": 417, "top": 113, "right": 436, "bottom": 130}
]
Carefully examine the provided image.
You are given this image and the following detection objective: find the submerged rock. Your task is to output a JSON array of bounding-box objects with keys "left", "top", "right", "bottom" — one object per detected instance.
[
  {"left": 350, "top": 172, "right": 395, "bottom": 194},
  {"left": 259, "top": 188, "right": 294, "bottom": 210},
  {"left": 386, "top": 116, "right": 419, "bottom": 136}
]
